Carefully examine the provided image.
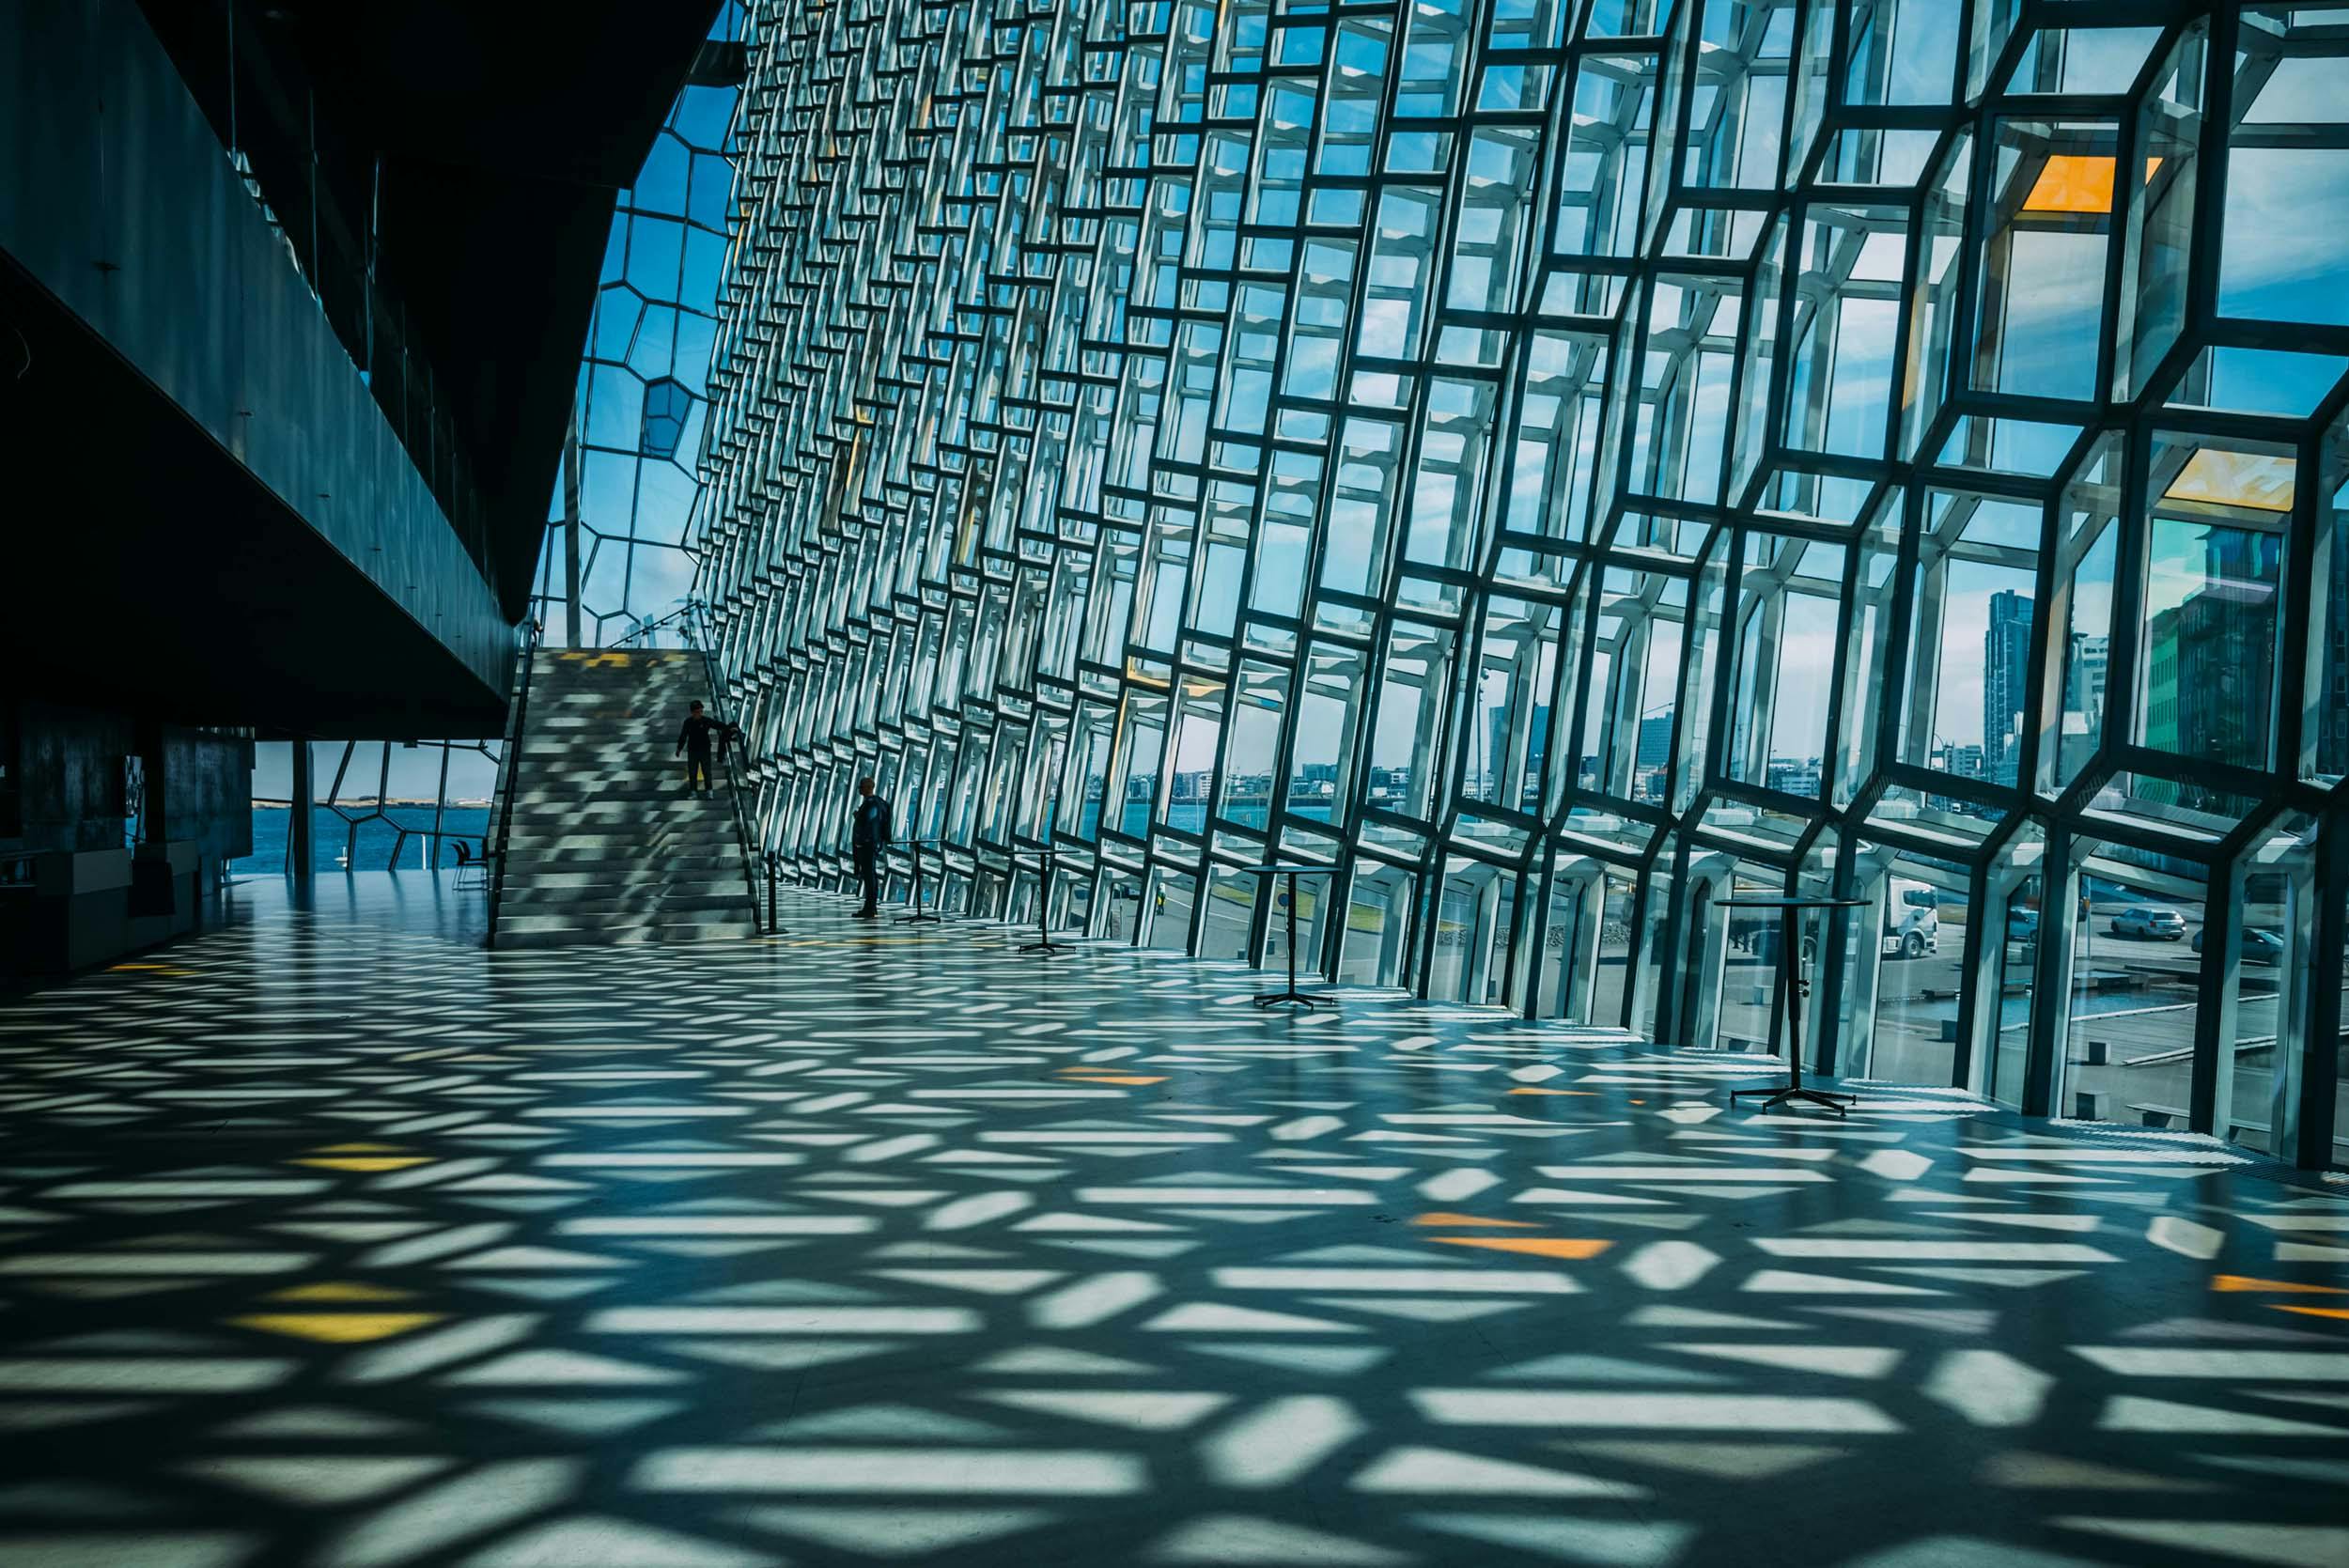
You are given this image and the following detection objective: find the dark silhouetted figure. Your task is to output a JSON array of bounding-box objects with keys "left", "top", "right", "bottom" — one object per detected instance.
[
  {"left": 850, "top": 776, "right": 892, "bottom": 918},
  {"left": 677, "top": 701, "right": 720, "bottom": 796}
]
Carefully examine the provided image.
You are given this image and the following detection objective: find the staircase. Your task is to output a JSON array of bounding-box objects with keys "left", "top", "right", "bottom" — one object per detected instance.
[{"left": 490, "top": 648, "right": 760, "bottom": 949}]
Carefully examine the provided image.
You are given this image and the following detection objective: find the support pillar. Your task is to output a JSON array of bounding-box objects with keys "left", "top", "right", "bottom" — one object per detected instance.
[{"left": 288, "top": 739, "right": 313, "bottom": 888}]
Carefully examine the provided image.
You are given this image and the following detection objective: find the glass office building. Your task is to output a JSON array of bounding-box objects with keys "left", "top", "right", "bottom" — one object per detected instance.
[{"left": 695, "top": 1, "right": 2348, "bottom": 1166}]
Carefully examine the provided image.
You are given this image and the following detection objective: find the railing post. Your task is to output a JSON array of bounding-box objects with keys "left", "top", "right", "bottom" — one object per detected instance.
[
  {"left": 484, "top": 618, "right": 540, "bottom": 949},
  {"left": 685, "top": 598, "right": 766, "bottom": 938}
]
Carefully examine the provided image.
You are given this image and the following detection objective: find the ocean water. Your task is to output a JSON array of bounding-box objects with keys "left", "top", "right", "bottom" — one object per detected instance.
[{"left": 236, "top": 805, "right": 493, "bottom": 876}]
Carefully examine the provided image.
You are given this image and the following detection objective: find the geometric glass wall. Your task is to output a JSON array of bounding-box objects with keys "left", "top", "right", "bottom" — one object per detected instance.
[
  {"left": 533, "top": 5, "right": 744, "bottom": 645},
  {"left": 697, "top": 1, "right": 2348, "bottom": 1168}
]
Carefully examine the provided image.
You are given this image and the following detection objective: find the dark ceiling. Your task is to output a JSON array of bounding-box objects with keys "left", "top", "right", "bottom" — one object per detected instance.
[{"left": 138, "top": 0, "right": 726, "bottom": 624}]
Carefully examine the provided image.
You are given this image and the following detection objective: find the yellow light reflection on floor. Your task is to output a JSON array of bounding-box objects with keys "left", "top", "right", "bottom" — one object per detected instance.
[
  {"left": 1431, "top": 1236, "right": 1612, "bottom": 1260},
  {"left": 267, "top": 1281, "right": 413, "bottom": 1303},
  {"left": 230, "top": 1312, "right": 446, "bottom": 1343},
  {"left": 291, "top": 1141, "right": 433, "bottom": 1172},
  {"left": 292, "top": 1157, "right": 435, "bottom": 1172},
  {"left": 2211, "top": 1274, "right": 2347, "bottom": 1295}
]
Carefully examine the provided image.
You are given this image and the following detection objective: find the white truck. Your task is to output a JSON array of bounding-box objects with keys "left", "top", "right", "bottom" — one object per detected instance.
[{"left": 1882, "top": 877, "right": 1939, "bottom": 959}]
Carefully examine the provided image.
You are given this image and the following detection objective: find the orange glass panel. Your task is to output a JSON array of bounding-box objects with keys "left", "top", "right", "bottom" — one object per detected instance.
[{"left": 2020, "top": 154, "right": 2161, "bottom": 214}]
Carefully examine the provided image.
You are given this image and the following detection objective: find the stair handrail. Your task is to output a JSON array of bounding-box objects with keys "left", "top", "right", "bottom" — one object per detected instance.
[
  {"left": 484, "top": 616, "right": 542, "bottom": 948},
  {"left": 612, "top": 602, "right": 699, "bottom": 649},
  {"left": 682, "top": 599, "right": 765, "bottom": 936}
]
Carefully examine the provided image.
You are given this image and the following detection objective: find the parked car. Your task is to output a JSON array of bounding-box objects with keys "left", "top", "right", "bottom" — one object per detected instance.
[
  {"left": 1881, "top": 877, "right": 1939, "bottom": 959},
  {"left": 2006, "top": 907, "right": 2040, "bottom": 945},
  {"left": 2110, "top": 907, "right": 2187, "bottom": 939},
  {"left": 2190, "top": 926, "right": 2285, "bottom": 964}
]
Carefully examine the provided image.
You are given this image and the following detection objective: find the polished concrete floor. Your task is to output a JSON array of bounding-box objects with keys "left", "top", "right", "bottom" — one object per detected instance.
[{"left": 0, "top": 875, "right": 2343, "bottom": 1568}]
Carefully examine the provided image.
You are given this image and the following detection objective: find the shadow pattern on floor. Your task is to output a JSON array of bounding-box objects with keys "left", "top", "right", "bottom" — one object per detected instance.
[{"left": 0, "top": 881, "right": 2342, "bottom": 1567}]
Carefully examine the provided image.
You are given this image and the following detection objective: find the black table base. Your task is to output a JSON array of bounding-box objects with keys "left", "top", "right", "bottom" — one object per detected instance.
[
  {"left": 1721, "top": 898, "right": 1860, "bottom": 1118},
  {"left": 898, "top": 840, "right": 941, "bottom": 924},
  {"left": 1252, "top": 867, "right": 1323, "bottom": 1009},
  {"left": 1019, "top": 853, "right": 1065, "bottom": 957},
  {"left": 1729, "top": 1082, "right": 1859, "bottom": 1115}
]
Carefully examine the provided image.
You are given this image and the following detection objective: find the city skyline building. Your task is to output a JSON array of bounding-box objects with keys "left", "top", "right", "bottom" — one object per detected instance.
[{"left": 1983, "top": 588, "right": 2034, "bottom": 787}]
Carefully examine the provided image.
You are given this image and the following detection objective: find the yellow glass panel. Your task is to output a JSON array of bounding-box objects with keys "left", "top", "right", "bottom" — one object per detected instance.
[{"left": 2163, "top": 448, "right": 2297, "bottom": 513}]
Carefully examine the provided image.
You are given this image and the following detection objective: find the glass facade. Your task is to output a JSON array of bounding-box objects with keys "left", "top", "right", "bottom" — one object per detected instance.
[
  {"left": 697, "top": 1, "right": 2348, "bottom": 1164},
  {"left": 534, "top": 7, "right": 745, "bottom": 645}
]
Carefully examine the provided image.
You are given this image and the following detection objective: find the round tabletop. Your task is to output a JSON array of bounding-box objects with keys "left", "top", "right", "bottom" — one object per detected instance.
[{"left": 1712, "top": 896, "right": 1869, "bottom": 908}]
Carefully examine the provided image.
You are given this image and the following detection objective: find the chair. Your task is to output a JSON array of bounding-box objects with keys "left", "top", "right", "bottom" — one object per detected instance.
[{"left": 451, "top": 840, "right": 488, "bottom": 890}]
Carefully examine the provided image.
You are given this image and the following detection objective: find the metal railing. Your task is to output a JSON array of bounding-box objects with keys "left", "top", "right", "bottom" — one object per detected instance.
[
  {"left": 680, "top": 600, "right": 767, "bottom": 936},
  {"left": 610, "top": 602, "right": 703, "bottom": 650},
  {"left": 484, "top": 617, "right": 542, "bottom": 948}
]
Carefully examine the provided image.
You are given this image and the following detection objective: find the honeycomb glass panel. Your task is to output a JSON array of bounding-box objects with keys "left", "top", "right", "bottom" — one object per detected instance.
[{"left": 690, "top": 1, "right": 2347, "bottom": 1154}]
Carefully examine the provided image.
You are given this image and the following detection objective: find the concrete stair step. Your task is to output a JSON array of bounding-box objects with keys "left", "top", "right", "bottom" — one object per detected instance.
[
  {"left": 503, "top": 840, "right": 742, "bottom": 849},
  {"left": 513, "top": 752, "right": 728, "bottom": 763},
  {"left": 532, "top": 657, "right": 697, "bottom": 673},
  {"left": 503, "top": 879, "right": 754, "bottom": 902},
  {"left": 503, "top": 847, "right": 742, "bottom": 868},
  {"left": 530, "top": 719, "right": 698, "bottom": 732},
  {"left": 511, "top": 775, "right": 740, "bottom": 791},
  {"left": 506, "top": 799, "right": 741, "bottom": 818},
  {"left": 500, "top": 902, "right": 754, "bottom": 926},
  {"left": 504, "top": 871, "right": 744, "bottom": 891},
  {"left": 519, "top": 748, "right": 724, "bottom": 764},
  {"left": 517, "top": 750, "right": 722, "bottom": 764},
  {"left": 503, "top": 849, "right": 743, "bottom": 868},
  {"left": 498, "top": 906, "right": 756, "bottom": 931},
  {"left": 504, "top": 835, "right": 742, "bottom": 857},
  {"left": 534, "top": 668, "right": 698, "bottom": 679},
  {"left": 508, "top": 799, "right": 742, "bottom": 816},
  {"left": 504, "top": 815, "right": 739, "bottom": 831},
  {"left": 503, "top": 892, "right": 755, "bottom": 917},
  {"left": 515, "top": 768, "right": 736, "bottom": 783},
  {"left": 500, "top": 864, "right": 747, "bottom": 885},
  {"left": 497, "top": 921, "right": 759, "bottom": 950},
  {"left": 502, "top": 865, "right": 752, "bottom": 888}
]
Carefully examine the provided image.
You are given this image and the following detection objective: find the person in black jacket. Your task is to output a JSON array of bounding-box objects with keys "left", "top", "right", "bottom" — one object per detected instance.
[
  {"left": 850, "top": 776, "right": 892, "bottom": 918},
  {"left": 677, "top": 701, "right": 720, "bottom": 796}
]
